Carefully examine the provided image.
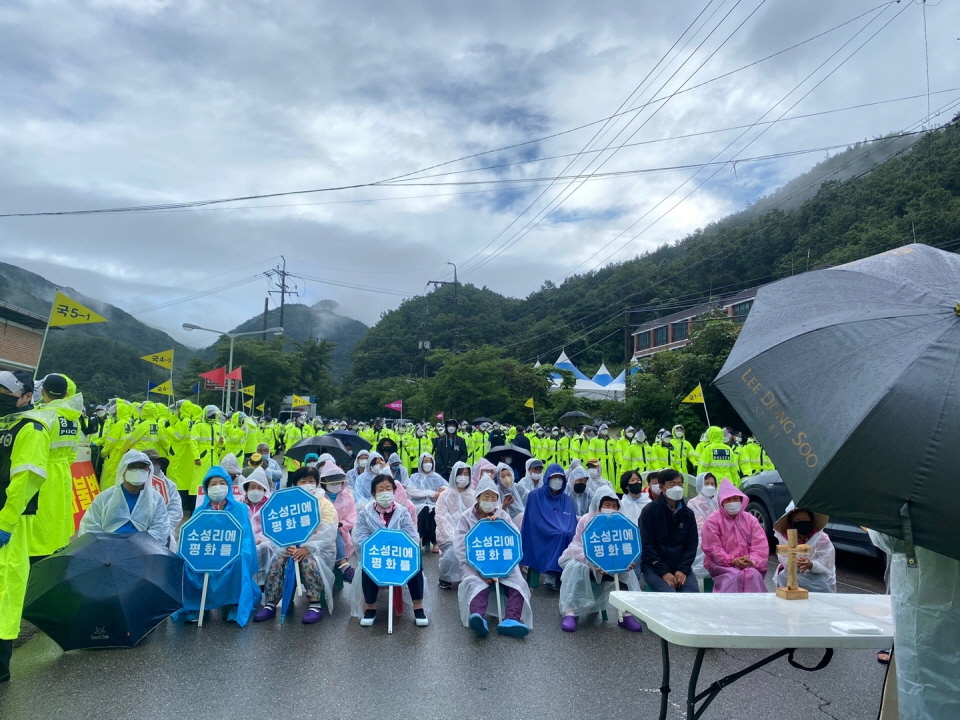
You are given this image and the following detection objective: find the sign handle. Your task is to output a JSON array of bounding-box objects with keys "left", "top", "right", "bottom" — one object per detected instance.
[
  {"left": 294, "top": 554, "right": 304, "bottom": 597},
  {"left": 198, "top": 573, "right": 209, "bottom": 627},
  {"left": 614, "top": 573, "right": 623, "bottom": 623},
  {"left": 388, "top": 586, "right": 394, "bottom": 635},
  {"left": 494, "top": 579, "right": 503, "bottom": 623}
]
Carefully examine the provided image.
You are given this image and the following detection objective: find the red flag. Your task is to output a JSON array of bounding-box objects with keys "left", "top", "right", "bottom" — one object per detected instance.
[
  {"left": 384, "top": 400, "right": 403, "bottom": 413},
  {"left": 224, "top": 366, "right": 243, "bottom": 381},
  {"left": 199, "top": 366, "right": 226, "bottom": 385},
  {"left": 436, "top": 412, "right": 444, "bottom": 421}
]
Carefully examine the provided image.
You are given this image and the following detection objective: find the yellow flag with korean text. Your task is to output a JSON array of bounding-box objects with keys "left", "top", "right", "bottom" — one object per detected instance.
[
  {"left": 681, "top": 383, "right": 705, "bottom": 404},
  {"left": 48, "top": 291, "right": 107, "bottom": 327},
  {"left": 141, "top": 350, "right": 174, "bottom": 370}
]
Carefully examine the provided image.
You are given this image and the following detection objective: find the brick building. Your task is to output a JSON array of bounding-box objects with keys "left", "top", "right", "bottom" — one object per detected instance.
[{"left": 0, "top": 301, "right": 49, "bottom": 372}]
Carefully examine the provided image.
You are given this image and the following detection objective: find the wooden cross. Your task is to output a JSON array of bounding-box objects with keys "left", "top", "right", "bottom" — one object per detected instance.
[{"left": 775, "top": 528, "right": 811, "bottom": 600}]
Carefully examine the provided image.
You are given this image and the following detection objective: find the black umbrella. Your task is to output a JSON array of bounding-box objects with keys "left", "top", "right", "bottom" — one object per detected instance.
[
  {"left": 472, "top": 417, "right": 493, "bottom": 425},
  {"left": 325, "top": 430, "right": 372, "bottom": 453},
  {"left": 24, "top": 532, "right": 183, "bottom": 651},
  {"left": 558, "top": 410, "right": 592, "bottom": 424},
  {"left": 485, "top": 444, "right": 533, "bottom": 465},
  {"left": 286, "top": 435, "right": 352, "bottom": 466},
  {"left": 714, "top": 244, "right": 960, "bottom": 561}
]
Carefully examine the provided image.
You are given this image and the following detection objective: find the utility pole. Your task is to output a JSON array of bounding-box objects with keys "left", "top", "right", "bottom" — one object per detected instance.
[
  {"left": 623, "top": 307, "right": 632, "bottom": 367},
  {"left": 262, "top": 297, "right": 269, "bottom": 341},
  {"left": 427, "top": 261, "right": 460, "bottom": 355},
  {"left": 266, "top": 256, "right": 298, "bottom": 331}
]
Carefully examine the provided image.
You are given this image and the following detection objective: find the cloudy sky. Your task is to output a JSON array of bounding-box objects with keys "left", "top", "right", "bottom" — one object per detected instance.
[{"left": 1, "top": 0, "right": 957, "bottom": 347}]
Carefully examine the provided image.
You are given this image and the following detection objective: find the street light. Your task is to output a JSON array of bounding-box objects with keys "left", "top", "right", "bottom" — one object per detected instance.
[{"left": 183, "top": 324, "right": 284, "bottom": 411}]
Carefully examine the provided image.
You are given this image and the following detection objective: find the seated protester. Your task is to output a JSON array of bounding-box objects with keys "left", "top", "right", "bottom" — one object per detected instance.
[
  {"left": 584, "top": 458, "right": 612, "bottom": 491},
  {"left": 701, "top": 479, "right": 768, "bottom": 594},
  {"left": 178, "top": 466, "right": 260, "bottom": 625},
  {"left": 495, "top": 463, "right": 525, "bottom": 526},
  {"left": 639, "top": 469, "right": 699, "bottom": 593},
  {"left": 618, "top": 470, "right": 649, "bottom": 526},
  {"left": 319, "top": 464, "right": 357, "bottom": 583},
  {"left": 774, "top": 503, "right": 836, "bottom": 593},
  {"left": 346, "top": 450, "right": 370, "bottom": 494},
  {"left": 351, "top": 472, "right": 429, "bottom": 628},
  {"left": 255, "top": 467, "right": 338, "bottom": 624},
  {"left": 79, "top": 449, "right": 170, "bottom": 546},
  {"left": 143, "top": 451, "right": 184, "bottom": 550},
  {"left": 557, "top": 488, "right": 643, "bottom": 633},
  {"left": 470, "top": 458, "right": 497, "bottom": 490},
  {"left": 387, "top": 452, "right": 409, "bottom": 486},
  {"left": 352, "top": 451, "right": 387, "bottom": 510},
  {"left": 455, "top": 477, "right": 532, "bottom": 639},
  {"left": 404, "top": 452, "right": 448, "bottom": 553},
  {"left": 219, "top": 453, "right": 242, "bottom": 484},
  {"left": 520, "top": 463, "right": 577, "bottom": 591},
  {"left": 303, "top": 453, "right": 321, "bottom": 470},
  {"left": 644, "top": 471, "right": 661, "bottom": 500},
  {"left": 254, "top": 443, "right": 283, "bottom": 489},
  {"left": 565, "top": 466, "right": 594, "bottom": 518},
  {"left": 240, "top": 467, "right": 271, "bottom": 585},
  {"left": 687, "top": 473, "right": 719, "bottom": 583},
  {"left": 515, "top": 458, "right": 544, "bottom": 506},
  {"left": 437, "top": 462, "right": 475, "bottom": 590}
]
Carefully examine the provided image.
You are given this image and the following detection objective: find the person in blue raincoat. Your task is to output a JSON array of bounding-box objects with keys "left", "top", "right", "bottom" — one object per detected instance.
[
  {"left": 519, "top": 463, "right": 576, "bottom": 590},
  {"left": 177, "top": 466, "right": 260, "bottom": 626}
]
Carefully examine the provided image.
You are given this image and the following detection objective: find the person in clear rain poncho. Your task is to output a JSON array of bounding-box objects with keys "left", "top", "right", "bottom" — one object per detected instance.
[
  {"left": 558, "top": 487, "right": 642, "bottom": 633},
  {"left": 688, "top": 472, "right": 719, "bottom": 583},
  {"left": 495, "top": 462, "right": 524, "bottom": 526},
  {"left": 241, "top": 466, "right": 271, "bottom": 586},
  {"left": 436, "top": 462, "right": 474, "bottom": 589},
  {"left": 565, "top": 465, "right": 595, "bottom": 518},
  {"left": 346, "top": 449, "right": 370, "bottom": 494},
  {"left": 319, "top": 463, "right": 357, "bottom": 583},
  {"left": 516, "top": 458, "right": 544, "bottom": 506},
  {"left": 455, "top": 477, "right": 532, "bottom": 639},
  {"left": 404, "top": 452, "right": 448, "bottom": 553},
  {"left": 773, "top": 503, "right": 835, "bottom": 593}
]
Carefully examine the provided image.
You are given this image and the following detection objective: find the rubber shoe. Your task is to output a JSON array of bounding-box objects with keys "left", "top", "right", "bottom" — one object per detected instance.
[
  {"left": 561, "top": 615, "right": 577, "bottom": 633},
  {"left": 182, "top": 611, "right": 200, "bottom": 624},
  {"left": 360, "top": 610, "right": 377, "bottom": 627},
  {"left": 438, "top": 579, "right": 452, "bottom": 590},
  {"left": 340, "top": 564, "right": 355, "bottom": 583},
  {"left": 496, "top": 619, "right": 529, "bottom": 638},
  {"left": 414, "top": 608, "right": 429, "bottom": 627},
  {"left": 226, "top": 606, "right": 238, "bottom": 623},
  {"left": 253, "top": 606, "right": 276, "bottom": 622},
  {"left": 302, "top": 607, "right": 323, "bottom": 624},
  {"left": 468, "top": 613, "right": 490, "bottom": 638},
  {"left": 619, "top": 615, "right": 643, "bottom": 633}
]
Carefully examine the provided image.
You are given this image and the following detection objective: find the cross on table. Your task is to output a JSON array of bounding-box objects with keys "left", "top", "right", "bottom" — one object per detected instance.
[{"left": 775, "top": 528, "right": 811, "bottom": 600}]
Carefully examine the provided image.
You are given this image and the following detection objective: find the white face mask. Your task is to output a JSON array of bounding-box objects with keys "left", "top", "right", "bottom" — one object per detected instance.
[
  {"left": 325, "top": 482, "right": 343, "bottom": 494},
  {"left": 124, "top": 468, "right": 150, "bottom": 486},
  {"left": 665, "top": 486, "right": 684, "bottom": 501},
  {"left": 649, "top": 484, "right": 661, "bottom": 495},
  {"left": 246, "top": 489, "right": 265, "bottom": 504},
  {"left": 306, "top": 461, "right": 318, "bottom": 468},
  {"left": 600, "top": 429, "right": 608, "bottom": 436},
  {"left": 724, "top": 501, "right": 742, "bottom": 516},
  {"left": 548, "top": 478, "right": 564, "bottom": 491},
  {"left": 422, "top": 462, "right": 434, "bottom": 473},
  {"left": 455, "top": 475, "right": 470, "bottom": 488},
  {"left": 207, "top": 485, "right": 229, "bottom": 502},
  {"left": 636, "top": 432, "right": 646, "bottom": 443},
  {"left": 358, "top": 459, "right": 368, "bottom": 468},
  {"left": 588, "top": 468, "right": 600, "bottom": 480},
  {"left": 530, "top": 472, "right": 542, "bottom": 482},
  {"left": 371, "top": 464, "right": 384, "bottom": 474},
  {"left": 376, "top": 491, "right": 394, "bottom": 508},
  {"left": 625, "top": 431, "right": 634, "bottom": 438},
  {"left": 479, "top": 500, "right": 499, "bottom": 514},
  {"left": 300, "top": 483, "right": 318, "bottom": 493},
  {"left": 700, "top": 485, "right": 717, "bottom": 498},
  {"left": 600, "top": 508, "right": 616, "bottom": 515},
  {"left": 675, "top": 430, "right": 684, "bottom": 439}
]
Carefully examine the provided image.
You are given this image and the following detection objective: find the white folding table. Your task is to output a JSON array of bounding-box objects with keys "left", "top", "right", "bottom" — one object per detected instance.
[{"left": 609, "top": 592, "right": 893, "bottom": 720}]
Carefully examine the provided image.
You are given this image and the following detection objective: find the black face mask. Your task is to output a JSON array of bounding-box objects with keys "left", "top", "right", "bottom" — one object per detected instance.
[
  {"left": 573, "top": 482, "right": 587, "bottom": 494},
  {"left": 793, "top": 520, "right": 814, "bottom": 537},
  {"left": 0, "top": 394, "right": 22, "bottom": 416},
  {"left": 627, "top": 482, "right": 643, "bottom": 495}
]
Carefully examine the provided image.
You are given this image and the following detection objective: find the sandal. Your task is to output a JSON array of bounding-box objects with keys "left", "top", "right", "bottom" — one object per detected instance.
[{"left": 877, "top": 649, "right": 891, "bottom": 665}]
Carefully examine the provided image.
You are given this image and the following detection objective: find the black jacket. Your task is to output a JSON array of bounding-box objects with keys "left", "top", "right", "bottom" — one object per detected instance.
[
  {"left": 639, "top": 495, "right": 698, "bottom": 576},
  {"left": 432, "top": 433, "right": 467, "bottom": 478}
]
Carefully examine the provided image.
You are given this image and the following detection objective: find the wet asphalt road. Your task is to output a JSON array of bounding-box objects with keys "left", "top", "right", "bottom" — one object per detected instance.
[{"left": 1, "top": 548, "right": 888, "bottom": 720}]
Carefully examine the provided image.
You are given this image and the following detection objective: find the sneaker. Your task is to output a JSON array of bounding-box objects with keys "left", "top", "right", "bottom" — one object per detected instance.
[
  {"left": 496, "top": 619, "right": 529, "bottom": 638},
  {"left": 561, "top": 615, "right": 577, "bottom": 633},
  {"left": 226, "top": 606, "right": 238, "bottom": 623},
  {"left": 253, "top": 605, "right": 276, "bottom": 623},
  {"left": 182, "top": 611, "right": 200, "bottom": 624},
  {"left": 414, "top": 608, "right": 429, "bottom": 627},
  {"left": 360, "top": 609, "right": 377, "bottom": 627},
  {"left": 340, "top": 564, "right": 355, "bottom": 584},
  {"left": 302, "top": 607, "right": 323, "bottom": 624},
  {"left": 619, "top": 615, "right": 643, "bottom": 633},
  {"left": 544, "top": 574, "right": 561, "bottom": 592},
  {"left": 438, "top": 579, "right": 453, "bottom": 590},
  {"left": 468, "top": 613, "right": 489, "bottom": 638}
]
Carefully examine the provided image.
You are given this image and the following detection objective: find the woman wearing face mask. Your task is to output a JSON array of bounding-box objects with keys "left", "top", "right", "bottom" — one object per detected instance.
[
  {"left": 177, "top": 466, "right": 260, "bottom": 625},
  {"left": 519, "top": 464, "right": 577, "bottom": 591},
  {"left": 470, "top": 458, "right": 497, "bottom": 490},
  {"left": 773, "top": 503, "right": 836, "bottom": 593},
  {"left": 255, "top": 467, "right": 339, "bottom": 624},
  {"left": 436, "top": 462, "right": 475, "bottom": 590},
  {"left": 454, "top": 477, "right": 532, "bottom": 638},
  {"left": 584, "top": 458, "right": 612, "bottom": 491},
  {"left": 303, "top": 453, "right": 321, "bottom": 470},
  {"left": 516, "top": 459, "right": 544, "bottom": 506},
  {"left": 495, "top": 463, "right": 525, "bottom": 526},
  {"left": 687, "top": 473, "right": 719, "bottom": 585},
  {"left": 557, "top": 488, "right": 643, "bottom": 633},
  {"left": 405, "top": 453, "right": 448, "bottom": 553},
  {"left": 240, "top": 467, "right": 271, "bottom": 586},
  {"left": 565, "top": 466, "right": 595, "bottom": 518},
  {"left": 347, "top": 450, "right": 370, "bottom": 495},
  {"left": 319, "top": 464, "right": 358, "bottom": 584},
  {"left": 351, "top": 473, "right": 429, "bottom": 627},
  {"left": 618, "top": 470, "right": 649, "bottom": 525},
  {"left": 701, "top": 479, "right": 768, "bottom": 594}
]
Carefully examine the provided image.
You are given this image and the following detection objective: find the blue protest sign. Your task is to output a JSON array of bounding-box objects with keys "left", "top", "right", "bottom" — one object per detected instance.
[
  {"left": 179, "top": 511, "right": 243, "bottom": 574},
  {"left": 361, "top": 529, "right": 420, "bottom": 587},
  {"left": 260, "top": 487, "right": 321, "bottom": 547},
  {"left": 583, "top": 513, "right": 641, "bottom": 575},
  {"left": 464, "top": 518, "right": 522, "bottom": 579}
]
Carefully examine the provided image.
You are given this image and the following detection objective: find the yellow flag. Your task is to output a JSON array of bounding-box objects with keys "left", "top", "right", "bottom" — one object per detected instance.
[
  {"left": 292, "top": 395, "right": 310, "bottom": 407},
  {"left": 256, "top": 402, "right": 265, "bottom": 412},
  {"left": 150, "top": 380, "right": 174, "bottom": 396},
  {"left": 48, "top": 290, "right": 107, "bottom": 327},
  {"left": 524, "top": 397, "right": 535, "bottom": 409},
  {"left": 141, "top": 349, "right": 174, "bottom": 370},
  {"left": 681, "top": 383, "right": 705, "bottom": 404},
  {"left": 240, "top": 384, "right": 256, "bottom": 396},
  {"left": 243, "top": 398, "right": 253, "bottom": 409}
]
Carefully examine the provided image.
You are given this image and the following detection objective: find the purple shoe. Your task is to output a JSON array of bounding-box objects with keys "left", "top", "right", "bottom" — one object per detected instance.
[
  {"left": 253, "top": 605, "right": 276, "bottom": 622},
  {"left": 302, "top": 607, "right": 323, "bottom": 624},
  {"left": 561, "top": 616, "right": 577, "bottom": 633},
  {"left": 619, "top": 615, "right": 643, "bottom": 633},
  {"left": 340, "top": 564, "right": 355, "bottom": 583}
]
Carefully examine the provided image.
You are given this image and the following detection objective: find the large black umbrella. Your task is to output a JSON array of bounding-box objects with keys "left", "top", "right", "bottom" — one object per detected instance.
[
  {"left": 714, "top": 244, "right": 960, "bottom": 561},
  {"left": 472, "top": 417, "right": 493, "bottom": 425},
  {"left": 325, "top": 430, "right": 371, "bottom": 453},
  {"left": 286, "top": 435, "right": 352, "bottom": 466},
  {"left": 24, "top": 532, "right": 183, "bottom": 651},
  {"left": 558, "top": 410, "right": 592, "bottom": 424},
  {"left": 485, "top": 444, "right": 533, "bottom": 465}
]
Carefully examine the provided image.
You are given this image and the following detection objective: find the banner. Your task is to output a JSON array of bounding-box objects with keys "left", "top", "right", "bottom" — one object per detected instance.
[
  {"left": 524, "top": 397, "right": 535, "bottom": 409},
  {"left": 149, "top": 379, "right": 174, "bottom": 396},
  {"left": 240, "top": 384, "right": 256, "bottom": 396},
  {"left": 71, "top": 460, "right": 101, "bottom": 531},
  {"left": 681, "top": 383, "right": 705, "bottom": 404},
  {"left": 200, "top": 367, "right": 227, "bottom": 385},
  {"left": 292, "top": 395, "right": 311, "bottom": 407},
  {"left": 384, "top": 399, "right": 403, "bottom": 413},
  {"left": 244, "top": 399, "right": 253, "bottom": 409},
  {"left": 256, "top": 402, "right": 265, "bottom": 412},
  {"left": 224, "top": 367, "right": 243, "bottom": 382},
  {"left": 141, "top": 350, "right": 174, "bottom": 370},
  {"left": 49, "top": 290, "right": 108, "bottom": 328},
  {"left": 436, "top": 412, "right": 445, "bottom": 421}
]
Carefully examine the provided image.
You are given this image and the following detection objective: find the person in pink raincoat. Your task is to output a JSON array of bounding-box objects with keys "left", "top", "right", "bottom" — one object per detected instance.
[
  {"left": 701, "top": 479, "right": 768, "bottom": 593},
  {"left": 320, "top": 463, "right": 357, "bottom": 583}
]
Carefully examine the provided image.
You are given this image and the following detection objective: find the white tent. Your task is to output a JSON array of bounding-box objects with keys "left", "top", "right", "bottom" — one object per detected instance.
[{"left": 592, "top": 363, "right": 614, "bottom": 387}]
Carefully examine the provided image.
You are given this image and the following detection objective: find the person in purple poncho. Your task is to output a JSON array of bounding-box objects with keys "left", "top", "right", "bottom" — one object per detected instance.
[{"left": 519, "top": 463, "right": 576, "bottom": 590}]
